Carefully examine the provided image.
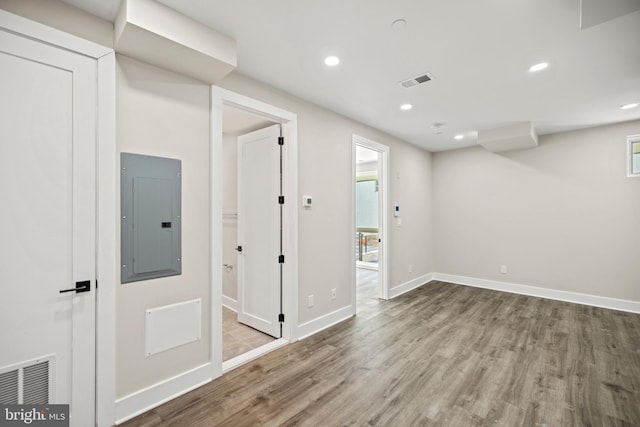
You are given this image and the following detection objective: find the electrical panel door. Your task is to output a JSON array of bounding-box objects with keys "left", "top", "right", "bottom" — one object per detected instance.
[{"left": 121, "top": 153, "right": 181, "bottom": 283}]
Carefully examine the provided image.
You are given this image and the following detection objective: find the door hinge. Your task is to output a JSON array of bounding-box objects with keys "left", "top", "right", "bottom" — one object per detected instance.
[
  {"left": 278, "top": 195, "right": 285, "bottom": 204},
  {"left": 278, "top": 254, "right": 285, "bottom": 263},
  {"left": 278, "top": 136, "right": 284, "bottom": 146},
  {"left": 278, "top": 313, "right": 285, "bottom": 323}
]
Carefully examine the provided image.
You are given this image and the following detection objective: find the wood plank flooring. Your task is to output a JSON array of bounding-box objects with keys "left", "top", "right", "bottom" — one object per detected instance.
[{"left": 121, "top": 281, "right": 640, "bottom": 426}]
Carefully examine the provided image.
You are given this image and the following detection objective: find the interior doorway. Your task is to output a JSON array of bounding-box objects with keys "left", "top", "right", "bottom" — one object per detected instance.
[
  {"left": 211, "top": 87, "right": 299, "bottom": 377},
  {"left": 352, "top": 135, "right": 389, "bottom": 315},
  {"left": 221, "top": 107, "right": 279, "bottom": 362}
]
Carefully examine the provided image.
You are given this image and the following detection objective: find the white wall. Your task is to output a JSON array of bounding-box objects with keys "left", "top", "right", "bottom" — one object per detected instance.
[
  {"left": 0, "top": 0, "right": 113, "bottom": 47},
  {"left": 216, "top": 73, "right": 435, "bottom": 323},
  {"left": 116, "top": 55, "right": 211, "bottom": 398},
  {"left": 433, "top": 120, "right": 640, "bottom": 303}
]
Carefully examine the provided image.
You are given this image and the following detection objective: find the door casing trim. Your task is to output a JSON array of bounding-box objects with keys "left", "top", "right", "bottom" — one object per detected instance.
[
  {"left": 210, "top": 86, "right": 299, "bottom": 379},
  {"left": 352, "top": 135, "right": 390, "bottom": 305}
]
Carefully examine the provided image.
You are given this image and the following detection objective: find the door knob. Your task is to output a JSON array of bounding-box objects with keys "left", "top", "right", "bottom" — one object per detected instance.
[
  {"left": 235, "top": 246, "right": 243, "bottom": 253},
  {"left": 60, "top": 280, "right": 90, "bottom": 294}
]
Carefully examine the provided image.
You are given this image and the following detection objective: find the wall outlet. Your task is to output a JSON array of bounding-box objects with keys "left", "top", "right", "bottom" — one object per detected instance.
[
  {"left": 408, "top": 264, "right": 413, "bottom": 273},
  {"left": 500, "top": 265, "right": 508, "bottom": 274},
  {"left": 308, "top": 295, "right": 314, "bottom": 307},
  {"left": 331, "top": 288, "right": 337, "bottom": 300}
]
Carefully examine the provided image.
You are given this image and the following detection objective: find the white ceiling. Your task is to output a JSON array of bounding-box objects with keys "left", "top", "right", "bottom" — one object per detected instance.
[{"left": 62, "top": 0, "right": 640, "bottom": 152}]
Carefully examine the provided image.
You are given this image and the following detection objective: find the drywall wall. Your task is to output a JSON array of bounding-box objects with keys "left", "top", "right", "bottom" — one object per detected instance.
[
  {"left": 116, "top": 55, "right": 211, "bottom": 397},
  {"left": 433, "top": 120, "right": 640, "bottom": 302},
  {"left": 0, "top": 0, "right": 113, "bottom": 47},
  {"left": 216, "top": 72, "right": 434, "bottom": 323}
]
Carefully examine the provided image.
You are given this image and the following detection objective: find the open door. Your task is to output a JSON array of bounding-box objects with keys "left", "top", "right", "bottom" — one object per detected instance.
[{"left": 236, "top": 124, "right": 282, "bottom": 338}]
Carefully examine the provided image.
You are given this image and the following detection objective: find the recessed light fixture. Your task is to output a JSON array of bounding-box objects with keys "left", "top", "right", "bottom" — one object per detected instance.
[
  {"left": 400, "top": 104, "right": 413, "bottom": 111},
  {"left": 621, "top": 103, "right": 638, "bottom": 110},
  {"left": 454, "top": 134, "right": 464, "bottom": 140},
  {"left": 324, "top": 56, "right": 340, "bottom": 66},
  {"left": 529, "top": 62, "right": 549, "bottom": 72}
]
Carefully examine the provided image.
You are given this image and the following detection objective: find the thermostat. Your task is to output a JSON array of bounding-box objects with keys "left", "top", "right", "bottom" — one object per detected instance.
[{"left": 303, "top": 195, "right": 312, "bottom": 208}]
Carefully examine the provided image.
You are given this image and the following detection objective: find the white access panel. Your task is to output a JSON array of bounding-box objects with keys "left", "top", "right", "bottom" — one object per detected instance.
[{"left": 145, "top": 299, "right": 202, "bottom": 356}]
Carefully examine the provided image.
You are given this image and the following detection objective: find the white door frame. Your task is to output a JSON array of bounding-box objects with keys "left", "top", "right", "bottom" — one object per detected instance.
[
  {"left": 211, "top": 87, "right": 299, "bottom": 379},
  {"left": 0, "top": 9, "right": 117, "bottom": 427},
  {"left": 352, "top": 135, "right": 389, "bottom": 301}
]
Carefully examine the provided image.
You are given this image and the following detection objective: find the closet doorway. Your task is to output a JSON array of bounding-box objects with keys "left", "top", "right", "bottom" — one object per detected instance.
[{"left": 212, "top": 87, "right": 299, "bottom": 376}]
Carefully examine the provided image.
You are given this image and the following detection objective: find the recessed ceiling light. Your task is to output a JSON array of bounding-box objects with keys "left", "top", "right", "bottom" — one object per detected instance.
[
  {"left": 529, "top": 62, "right": 549, "bottom": 72},
  {"left": 324, "top": 56, "right": 340, "bottom": 66},
  {"left": 400, "top": 104, "right": 413, "bottom": 111},
  {"left": 454, "top": 134, "right": 464, "bottom": 140},
  {"left": 621, "top": 103, "right": 638, "bottom": 110}
]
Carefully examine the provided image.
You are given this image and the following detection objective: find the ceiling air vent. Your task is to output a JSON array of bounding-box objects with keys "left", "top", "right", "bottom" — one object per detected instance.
[{"left": 399, "top": 72, "right": 433, "bottom": 88}]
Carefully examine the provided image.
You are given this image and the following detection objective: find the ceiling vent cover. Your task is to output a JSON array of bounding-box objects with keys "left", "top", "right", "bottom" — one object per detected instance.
[{"left": 399, "top": 72, "right": 433, "bottom": 88}]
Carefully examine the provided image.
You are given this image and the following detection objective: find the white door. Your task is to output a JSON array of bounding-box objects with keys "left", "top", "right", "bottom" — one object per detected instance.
[
  {"left": 0, "top": 30, "right": 96, "bottom": 426},
  {"left": 237, "top": 125, "right": 281, "bottom": 338}
]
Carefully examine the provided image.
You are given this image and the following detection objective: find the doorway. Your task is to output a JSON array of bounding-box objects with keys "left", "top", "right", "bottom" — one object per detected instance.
[
  {"left": 221, "top": 107, "right": 279, "bottom": 362},
  {"left": 211, "top": 88, "right": 299, "bottom": 376},
  {"left": 352, "top": 135, "right": 389, "bottom": 315}
]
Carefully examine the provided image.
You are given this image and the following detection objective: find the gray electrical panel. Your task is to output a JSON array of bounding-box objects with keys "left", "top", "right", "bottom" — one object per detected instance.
[{"left": 121, "top": 153, "right": 181, "bottom": 283}]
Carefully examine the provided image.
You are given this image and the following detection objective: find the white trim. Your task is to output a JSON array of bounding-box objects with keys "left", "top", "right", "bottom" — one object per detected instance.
[
  {"left": 211, "top": 87, "right": 300, "bottom": 381},
  {"left": 96, "top": 52, "right": 117, "bottom": 427},
  {"left": 432, "top": 273, "right": 640, "bottom": 314},
  {"left": 222, "top": 339, "right": 288, "bottom": 373},
  {"left": 352, "top": 135, "right": 390, "bottom": 303},
  {"left": 0, "top": 9, "right": 111, "bottom": 59},
  {"left": 222, "top": 295, "right": 238, "bottom": 312},
  {"left": 297, "top": 306, "right": 355, "bottom": 340},
  {"left": 114, "top": 363, "right": 212, "bottom": 425},
  {"left": 388, "top": 273, "right": 433, "bottom": 299}
]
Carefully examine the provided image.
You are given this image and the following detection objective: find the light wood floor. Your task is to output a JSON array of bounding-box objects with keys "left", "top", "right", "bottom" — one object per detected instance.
[
  {"left": 122, "top": 281, "right": 640, "bottom": 426},
  {"left": 223, "top": 306, "right": 275, "bottom": 361},
  {"left": 357, "top": 267, "right": 379, "bottom": 319}
]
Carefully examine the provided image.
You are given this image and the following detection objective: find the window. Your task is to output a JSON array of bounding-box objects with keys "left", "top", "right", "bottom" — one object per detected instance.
[{"left": 628, "top": 134, "right": 640, "bottom": 177}]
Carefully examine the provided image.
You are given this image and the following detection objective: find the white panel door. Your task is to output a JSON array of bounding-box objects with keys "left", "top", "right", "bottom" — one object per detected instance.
[
  {"left": 0, "top": 30, "right": 96, "bottom": 426},
  {"left": 237, "top": 125, "right": 281, "bottom": 338}
]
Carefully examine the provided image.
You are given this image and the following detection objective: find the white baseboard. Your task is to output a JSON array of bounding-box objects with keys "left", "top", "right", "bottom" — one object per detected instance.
[
  {"left": 388, "top": 273, "right": 433, "bottom": 299},
  {"left": 432, "top": 273, "right": 640, "bottom": 314},
  {"left": 222, "top": 338, "right": 288, "bottom": 373},
  {"left": 297, "top": 305, "right": 355, "bottom": 340},
  {"left": 222, "top": 295, "right": 238, "bottom": 312},
  {"left": 115, "top": 363, "right": 212, "bottom": 425}
]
